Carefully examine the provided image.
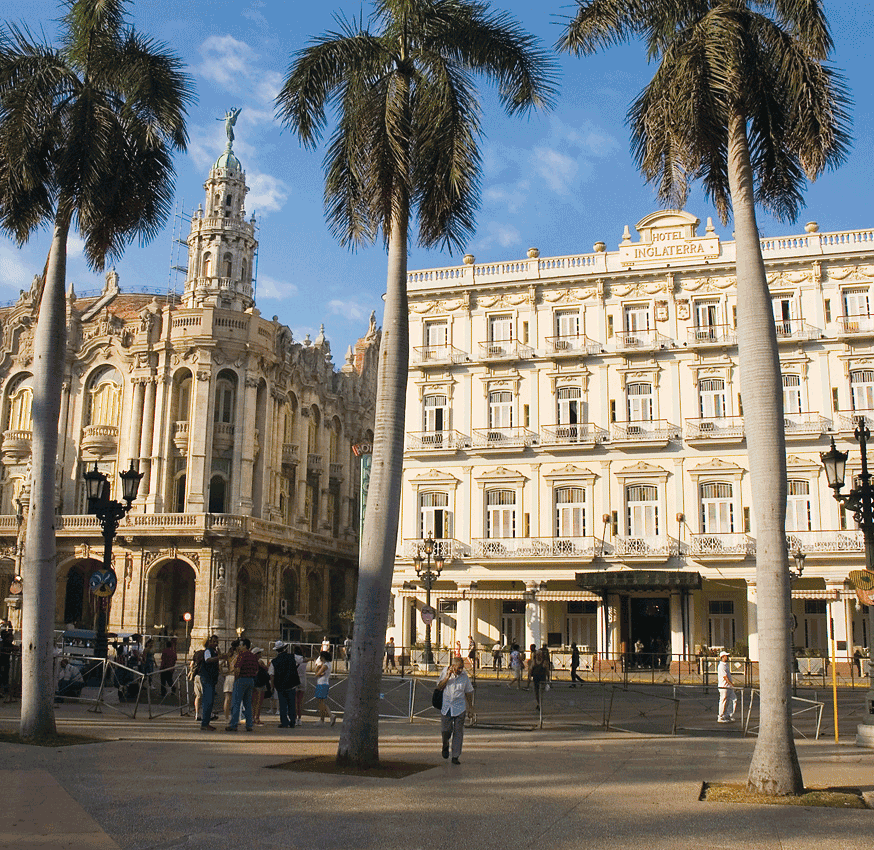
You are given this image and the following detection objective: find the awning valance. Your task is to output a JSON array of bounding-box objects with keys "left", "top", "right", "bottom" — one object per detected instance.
[
  {"left": 281, "top": 615, "right": 323, "bottom": 632},
  {"left": 576, "top": 570, "right": 702, "bottom": 590}
]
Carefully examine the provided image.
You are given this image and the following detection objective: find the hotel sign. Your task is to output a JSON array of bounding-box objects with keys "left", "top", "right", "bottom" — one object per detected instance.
[{"left": 620, "top": 228, "right": 720, "bottom": 268}]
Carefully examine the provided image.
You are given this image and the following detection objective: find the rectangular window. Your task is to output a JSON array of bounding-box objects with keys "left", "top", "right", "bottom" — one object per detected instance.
[
  {"left": 699, "top": 378, "right": 726, "bottom": 419},
  {"left": 782, "top": 374, "right": 803, "bottom": 416},
  {"left": 627, "top": 383, "right": 653, "bottom": 422},
  {"left": 555, "top": 310, "right": 580, "bottom": 338},
  {"left": 832, "top": 387, "right": 840, "bottom": 412},
  {"left": 487, "top": 490, "right": 516, "bottom": 538},
  {"left": 489, "top": 314, "right": 513, "bottom": 342},
  {"left": 489, "top": 391, "right": 514, "bottom": 430},
  {"left": 824, "top": 299, "right": 831, "bottom": 324},
  {"left": 626, "top": 484, "right": 659, "bottom": 537},
  {"left": 424, "top": 320, "right": 448, "bottom": 347}
]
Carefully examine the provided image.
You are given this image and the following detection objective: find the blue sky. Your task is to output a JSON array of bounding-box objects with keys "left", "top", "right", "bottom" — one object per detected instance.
[{"left": 1, "top": 1, "right": 871, "bottom": 358}]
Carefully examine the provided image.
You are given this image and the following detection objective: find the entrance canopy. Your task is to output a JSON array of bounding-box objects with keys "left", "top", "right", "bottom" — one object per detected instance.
[
  {"left": 575, "top": 570, "right": 701, "bottom": 591},
  {"left": 281, "top": 615, "right": 323, "bottom": 632}
]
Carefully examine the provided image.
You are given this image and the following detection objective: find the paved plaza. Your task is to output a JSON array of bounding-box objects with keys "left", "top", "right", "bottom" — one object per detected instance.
[{"left": 0, "top": 677, "right": 871, "bottom": 850}]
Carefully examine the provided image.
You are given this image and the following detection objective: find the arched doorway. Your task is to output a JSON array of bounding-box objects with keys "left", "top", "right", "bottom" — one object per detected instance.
[
  {"left": 150, "top": 560, "right": 196, "bottom": 637},
  {"left": 235, "top": 566, "right": 263, "bottom": 633},
  {"left": 62, "top": 560, "right": 101, "bottom": 628}
]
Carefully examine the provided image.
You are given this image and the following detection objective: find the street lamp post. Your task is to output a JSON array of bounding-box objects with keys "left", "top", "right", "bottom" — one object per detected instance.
[
  {"left": 83, "top": 461, "right": 143, "bottom": 658},
  {"left": 413, "top": 535, "right": 444, "bottom": 667},
  {"left": 820, "top": 425, "right": 874, "bottom": 747}
]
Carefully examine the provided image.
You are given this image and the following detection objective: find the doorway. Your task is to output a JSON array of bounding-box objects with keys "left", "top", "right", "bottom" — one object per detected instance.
[{"left": 629, "top": 597, "right": 670, "bottom": 668}]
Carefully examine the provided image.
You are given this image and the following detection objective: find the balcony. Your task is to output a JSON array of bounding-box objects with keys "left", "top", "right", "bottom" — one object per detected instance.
[
  {"left": 690, "top": 533, "right": 754, "bottom": 560},
  {"left": 406, "top": 430, "right": 471, "bottom": 453},
  {"left": 612, "top": 329, "right": 672, "bottom": 352},
  {"left": 684, "top": 416, "right": 745, "bottom": 445},
  {"left": 613, "top": 535, "right": 678, "bottom": 562},
  {"left": 545, "top": 334, "right": 602, "bottom": 357},
  {"left": 471, "top": 537, "right": 599, "bottom": 560},
  {"left": 307, "top": 453, "right": 322, "bottom": 472},
  {"left": 785, "top": 529, "right": 864, "bottom": 554},
  {"left": 835, "top": 410, "right": 874, "bottom": 432},
  {"left": 609, "top": 420, "right": 681, "bottom": 447},
  {"left": 329, "top": 462, "right": 343, "bottom": 479},
  {"left": 836, "top": 314, "right": 874, "bottom": 339},
  {"left": 80, "top": 424, "right": 119, "bottom": 458},
  {"left": 213, "top": 422, "right": 235, "bottom": 452},
  {"left": 172, "top": 421, "right": 189, "bottom": 452},
  {"left": 282, "top": 443, "right": 299, "bottom": 466},
  {"left": 470, "top": 427, "right": 539, "bottom": 451},
  {"left": 412, "top": 344, "right": 469, "bottom": 367},
  {"left": 402, "top": 538, "right": 470, "bottom": 559},
  {"left": 540, "top": 422, "right": 608, "bottom": 449},
  {"left": 1, "top": 429, "right": 32, "bottom": 462},
  {"left": 477, "top": 340, "right": 534, "bottom": 362},
  {"left": 774, "top": 318, "right": 821, "bottom": 342},
  {"left": 783, "top": 412, "right": 830, "bottom": 440},
  {"left": 686, "top": 325, "right": 737, "bottom": 347}
]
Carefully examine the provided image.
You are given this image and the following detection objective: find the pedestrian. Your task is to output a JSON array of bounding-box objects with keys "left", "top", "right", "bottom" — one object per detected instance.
[
  {"left": 198, "top": 635, "right": 222, "bottom": 731},
  {"left": 853, "top": 648, "right": 863, "bottom": 678},
  {"left": 467, "top": 636, "right": 477, "bottom": 670},
  {"left": 313, "top": 650, "right": 336, "bottom": 725},
  {"left": 507, "top": 643, "right": 523, "bottom": 689},
  {"left": 159, "top": 637, "right": 177, "bottom": 697},
  {"left": 530, "top": 650, "right": 548, "bottom": 711},
  {"left": 634, "top": 638, "right": 645, "bottom": 668},
  {"left": 717, "top": 650, "right": 736, "bottom": 723},
  {"left": 570, "top": 642, "right": 584, "bottom": 686},
  {"left": 294, "top": 646, "right": 307, "bottom": 723},
  {"left": 226, "top": 638, "right": 259, "bottom": 732},
  {"left": 344, "top": 635, "right": 353, "bottom": 671},
  {"left": 55, "top": 657, "right": 84, "bottom": 702},
  {"left": 269, "top": 641, "right": 300, "bottom": 728},
  {"left": 525, "top": 644, "right": 537, "bottom": 689},
  {"left": 142, "top": 638, "right": 156, "bottom": 686},
  {"left": 491, "top": 642, "right": 502, "bottom": 672},
  {"left": 0, "top": 625, "right": 14, "bottom": 697},
  {"left": 385, "top": 637, "right": 396, "bottom": 671},
  {"left": 222, "top": 639, "right": 241, "bottom": 722},
  {"left": 252, "top": 648, "right": 270, "bottom": 724},
  {"left": 321, "top": 636, "right": 331, "bottom": 655},
  {"left": 435, "top": 656, "right": 474, "bottom": 765}
]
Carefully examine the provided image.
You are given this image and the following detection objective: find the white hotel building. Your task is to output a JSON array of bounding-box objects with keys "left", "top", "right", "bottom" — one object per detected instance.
[{"left": 388, "top": 209, "right": 874, "bottom": 666}]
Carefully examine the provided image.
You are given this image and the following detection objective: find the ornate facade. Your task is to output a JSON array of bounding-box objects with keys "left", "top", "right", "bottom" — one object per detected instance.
[
  {"left": 0, "top": 138, "right": 379, "bottom": 648},
  {"left": 391, "top": 209, "right": 873, "bottom": 665}
]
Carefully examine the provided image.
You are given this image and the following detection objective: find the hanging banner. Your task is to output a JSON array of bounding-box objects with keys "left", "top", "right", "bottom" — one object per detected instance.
[
  {"left": 848, "top": 569, "right": 874, "bottom": 607},
  {"left": 353, "top": 442, "right": 373, "bottom": 541}
]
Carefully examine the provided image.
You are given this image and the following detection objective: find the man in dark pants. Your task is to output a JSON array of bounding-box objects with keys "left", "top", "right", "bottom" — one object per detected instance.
[
  {"left": 199, "top": 635, "right": 222, "bottom": 731},
  {"left": 268, "top": 640, "right": 301, "bottom": 728},
  {"left": 570, "top": 643, "right": 585, "bottom": 686}
]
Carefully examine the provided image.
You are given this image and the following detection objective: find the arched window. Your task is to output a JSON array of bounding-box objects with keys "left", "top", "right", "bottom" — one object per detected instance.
[
  {"left": 86, "top": 367, "right": 122, "bottom": 426},
  {"left": 174, "top": 473, "right": 187, "bottom": 513},
  {"left": 486, "top": 489, "right": 516, "bottom": 538},
  {"left": 6, "top": 374, "right": 33, "bottom": 431},
  {"left": 213, "top": 375, "right": 236, "bottom": 423},
  {"left": 308, "top": 406, "right": 320, "bottom": 455},
  {"left": 208, "top": 474, "right": 227, "bottom": 513},
  {"left": 223, "top": 252, "right": 233, "bottom": 278},
  {"left": 851, "top": 370, "right": 874, "bottom": 411},
  {"left": 420, "top": 491, "right": 452, "bottom": 539},
  {"left": 627, "top": 382, "right": 652, "bottom": 422},
  {"left": 700, "top": 481, "right": 734, "bottom": 534},
  {"left": 626, "top": 484, "right": 658, "bottom": 537},
  {"left": 176, "top": 374, "right": 192, "bottom": 422},
  {"left": 202, "top": 252, "right": 212, "bottom": 278},
  {"left": 329, "top": 417, "right": 341, "bottom": 463},
  {"left": 555, "top": 487, "right": 586, "bottom": 537}
]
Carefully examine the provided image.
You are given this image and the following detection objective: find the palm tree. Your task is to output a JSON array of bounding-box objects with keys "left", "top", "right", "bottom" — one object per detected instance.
[
  {"left": 0, "top": 0, "right": 192, "bottom": 739},
  {"left": 559, "top": 0, "right": 849, "bottom": 795},
  {"left": 276, "top": 0, "right": 555, "bottom": 768}
]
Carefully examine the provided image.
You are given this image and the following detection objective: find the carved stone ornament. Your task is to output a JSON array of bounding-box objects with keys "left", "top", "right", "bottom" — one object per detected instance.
[{"left": 655, "top": 300, "right": 669, "bottom": 322}]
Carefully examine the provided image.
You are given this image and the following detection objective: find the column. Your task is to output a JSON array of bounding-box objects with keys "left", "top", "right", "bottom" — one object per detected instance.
[
  {"left": 147, "top": 371, "right": 170, "bottom": 508},
  {"left": 827, "top": 584, "right": 850, "bottom": 663},
  {"left": 127, "top": 380, "right": 146, "bottom": 466},
  {"left": 669, "top": 590, "right": 684, "bottom": 659},
  {"left": 606, "top": 593, "right": 620, "bottom": 660},
  {"left": 186, "top": 369, "right": 211, "bottom": 512},
  {"left": 596, "top": 596, "right": 608, "bottom": 655},
  {"left": 138, "top": 378, "right": 157, "bottom": 496},
  {"left": 524, "top": 582, "right": 543, "bottom": 650},
  {"left": 236, "top": 375, "right": 259, "bottom": 514},
  {"left": 746, "top": 581, "right": 759, "bottom": 662}
]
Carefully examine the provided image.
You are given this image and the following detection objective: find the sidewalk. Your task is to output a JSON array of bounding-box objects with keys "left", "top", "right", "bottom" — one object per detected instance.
[{"left": 0, "top": 681, "right": 871, "bottom": 850}]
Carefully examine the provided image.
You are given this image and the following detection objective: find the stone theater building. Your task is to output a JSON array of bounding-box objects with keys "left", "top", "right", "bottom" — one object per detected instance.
[
  {"left": 390, "top": 209, "right": 874, "bottom": 667},
  {"left": 0, "top": 138, "right": 378, "bottom": 649}
]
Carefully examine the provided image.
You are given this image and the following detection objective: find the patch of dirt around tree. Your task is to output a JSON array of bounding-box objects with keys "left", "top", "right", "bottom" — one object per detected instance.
[
  {"left": 267, "top": 755, "right": 435, "bottom": 778},
  {"left": 701, "top": 782, "right": 869, "bottom": 808},
  {"left": 0, "top": 730, "right": 104, "bottom": 747}
]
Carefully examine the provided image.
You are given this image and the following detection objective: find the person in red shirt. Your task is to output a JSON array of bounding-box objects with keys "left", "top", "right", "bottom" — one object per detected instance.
[
  {"left": 226, "top": 638, "right": 260, "bottom": 731},
  {"left": 159, "top": 637, "right": 177, "bottom": 697}
]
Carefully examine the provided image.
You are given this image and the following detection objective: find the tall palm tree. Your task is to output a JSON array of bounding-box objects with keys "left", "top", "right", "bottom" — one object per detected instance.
[
  {"left": 276, "top": 0, "right": 555, "bottom": 768},
  {"left": 559, "top": 0, "right": 850, "bottom": 795},
  {"left": 0, "top": 0, "right": 192, "bottom": 739}
]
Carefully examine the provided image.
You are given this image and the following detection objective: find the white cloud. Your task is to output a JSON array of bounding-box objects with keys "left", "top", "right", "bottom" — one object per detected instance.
[
  {"left": 256, "top": 274, "right": 298, "bottom": 301},
  {"left": 484, "top": 182, "right": 529, "bottom": 214},
  {"left": 477, "top": 222, "right": 521, "bottom": 252},
  {"left": 197, "top": 35, "right": 283, "bottom": 109},
  {"left": 246, "top": 172, "right": 289, "bottom": 214},
  {"left": 329, "top": 298, "right": 369, "bottom": 322},
  {"left": 532, "top": 147, "right": 579, "bottom": 196},
  {"left": 0, "top": 240, "right": 34, "bottom": 297},
  {"left": 67, "top": 233, "right": 85, "bottom": 258}
]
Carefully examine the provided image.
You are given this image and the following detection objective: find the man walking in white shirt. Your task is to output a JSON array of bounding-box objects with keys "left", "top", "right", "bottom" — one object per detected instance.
[
  {"left": 717, "top": 650, "right": 737, "bottom": 722},
  {"left": 436, "top": 656, "right": 474, "bottom": 764}
]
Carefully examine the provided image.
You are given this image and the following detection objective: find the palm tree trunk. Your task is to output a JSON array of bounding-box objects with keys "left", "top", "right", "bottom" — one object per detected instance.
[
  {"left": 336, "top": 194, "right": 410, "bottom": 768},
  {"left": 727, "top": 113, "right": 803, "bottom": 795},
  {"left": 19, "top": 218, "right": 69, "bottom": 739}
]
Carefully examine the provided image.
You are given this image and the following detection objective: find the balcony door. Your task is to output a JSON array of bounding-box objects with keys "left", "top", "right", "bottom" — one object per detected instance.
[
  {"left": 700, "top": 482, "right": 734, "bottom": 534},
  {"left": 698, "top": 378, "right": 726, "bottom": 419},
  {"left": 627, "top": 382, "right": 653, "bottom": 422},
  {"left": 420, "top": 491, "right": 452, "bottom": 540},
  {"left": 694, "top": 299, "right": 720, "bottom": 338},
  {"left": 487, "top": 489, "right": 516, "bottom": 538},
  {"left": 626, "top": 484, "right": 658, "bottom": 537},
  {"left": 555, "top": 309, "right": 579, "bottom": 339},
  {"left": 423, "top": 394, "right": 448, "bottom": 445},
  {"left": 556, "top": 487, "right": 586, "bottom": 538}
]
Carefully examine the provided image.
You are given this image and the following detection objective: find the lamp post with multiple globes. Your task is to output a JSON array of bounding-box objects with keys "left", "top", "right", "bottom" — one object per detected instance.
[{"left": 412, "top": 535, "right": 444, "bottom": 667}]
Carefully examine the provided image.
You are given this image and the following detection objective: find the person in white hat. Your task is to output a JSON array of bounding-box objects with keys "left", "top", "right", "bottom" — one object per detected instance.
[{"left": 717, "top": 650, "right": 736, "bottom": 722}]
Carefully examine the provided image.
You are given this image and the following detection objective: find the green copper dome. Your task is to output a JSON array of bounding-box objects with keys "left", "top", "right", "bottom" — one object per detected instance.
[{"left": 214, "top": 147, "right": 242, "bottom": 172}]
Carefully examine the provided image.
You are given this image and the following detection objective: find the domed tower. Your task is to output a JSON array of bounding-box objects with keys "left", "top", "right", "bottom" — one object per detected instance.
[{"left": 183, "top": 108, "right": 257, "bottom": 311}]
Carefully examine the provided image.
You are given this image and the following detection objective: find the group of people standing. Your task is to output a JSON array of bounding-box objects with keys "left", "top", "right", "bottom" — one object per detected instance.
[{"left": 193, "top": 636, "right": 335, "bottom": 731}]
